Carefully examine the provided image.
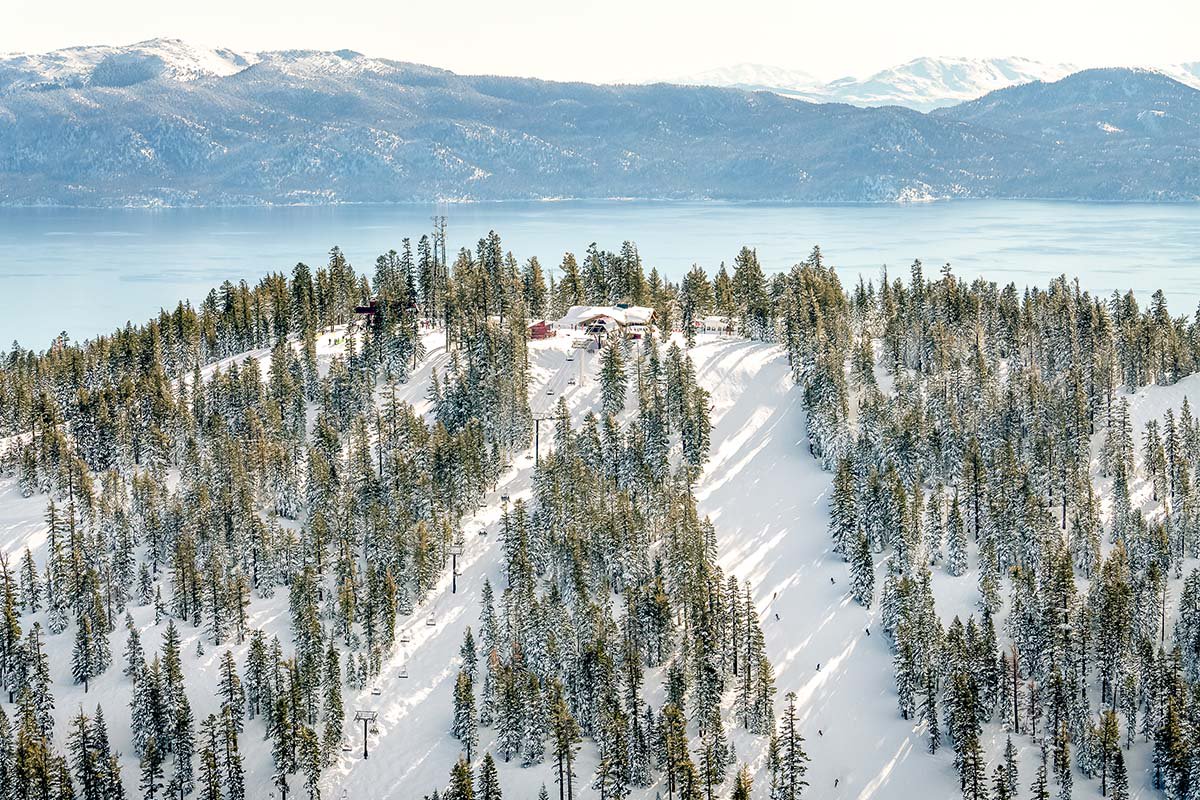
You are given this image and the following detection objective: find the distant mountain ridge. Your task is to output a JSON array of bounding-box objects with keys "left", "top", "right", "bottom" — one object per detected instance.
[
  {"left": 0, "top": 38, "right": 257, "bottom": 93},
  {"left": 666, "top": 56, "right": 1200, "bottom": 112},
  {"left": 0, "top": 40, "right": 1198, "bottom": 206}
]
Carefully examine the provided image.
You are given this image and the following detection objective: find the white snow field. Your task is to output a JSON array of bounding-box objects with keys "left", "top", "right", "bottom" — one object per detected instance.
[{"left": 2, "top": 329, "right": 1196, "bottom": 799}]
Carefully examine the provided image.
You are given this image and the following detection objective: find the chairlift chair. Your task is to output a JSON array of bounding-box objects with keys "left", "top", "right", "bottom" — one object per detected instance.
[
  {"left": 400, "top": 632, "right": 412, "bottom": 644},
  {"left": 370, "top": 686, "right": 382, "bottom": 696},
  {"left": 399, "top": 665, "right": 409, "bottom": 679},
  {"left": 426, "top": 614, "right": 436, "bottom": 627}
]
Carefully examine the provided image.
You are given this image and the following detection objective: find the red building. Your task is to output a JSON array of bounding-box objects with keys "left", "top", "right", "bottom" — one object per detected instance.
[{"left": 528, "top": 320, "right": 552, "bottom": 340}]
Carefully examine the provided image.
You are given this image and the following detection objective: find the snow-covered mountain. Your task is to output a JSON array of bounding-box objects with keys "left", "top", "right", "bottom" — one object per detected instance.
[
  {"left": 659, "top": 62, "right": 821, "bottom": 94},
  {"left": 667, "top": 55, "right": 1200, "bottom": 111},
  {"left": 0, "top": 37, "right": 257, "bottom": 93},
  {"left": 816, "top": 56, "right": 1078, "bottom": 111},
  {"left": 2, "top": 40, "right": 1200, "bottom": 205},
  {"left": 1158, "top": 61, "right": 1200, "bottom": 90}
]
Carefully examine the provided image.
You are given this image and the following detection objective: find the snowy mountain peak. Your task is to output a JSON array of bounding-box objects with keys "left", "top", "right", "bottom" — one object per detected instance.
[
  {"left": 667, "top": 56, "right": 1084, "bottom": 111},
  {"left": 822, "top": 55, "right": 1078, "bottom": 111},
  {"left": 0, "top": 38, "right": 258, "bottom": 94}
]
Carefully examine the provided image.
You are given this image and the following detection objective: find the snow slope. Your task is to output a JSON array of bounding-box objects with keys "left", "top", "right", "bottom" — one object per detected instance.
[
  {"left": 325, "top": 333, "right": 987, "bottom": 799},
  {"left": 4, "top": 328, "right": 1200, "bottom": 799}
]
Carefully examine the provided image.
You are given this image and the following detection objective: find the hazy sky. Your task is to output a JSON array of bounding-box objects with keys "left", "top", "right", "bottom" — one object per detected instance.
[{"left": 6, "top": 0, "right": 1198, "bottom": 82}]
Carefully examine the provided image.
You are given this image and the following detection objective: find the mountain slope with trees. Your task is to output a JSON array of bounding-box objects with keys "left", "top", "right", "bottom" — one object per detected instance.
[
  {"left": 5, "top": 227, "right": 1200, "bottom": 799},
  {"left": 2, "top": 42, "right": 1200, "bottom": 205}
]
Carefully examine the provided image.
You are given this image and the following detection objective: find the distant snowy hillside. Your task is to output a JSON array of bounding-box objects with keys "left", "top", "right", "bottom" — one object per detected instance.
[
  {"left": 669, "top": 56, "right": 1200, "bottom": 112},
  {"left": 665, "top": 56, "right": 1077, "bottom": 111},
  {"left": 1158, "top": 61, "right": 1200, "bottom": 90},
  {"left": 659, "top": 63, "right": 821, "bottom": 95},
  {"left": 2, "top": 40, "right": 1200, "bottom": 204},
  {"left": 0, "top": 38, "right": 256, "bottom": 93},
  {"left": 816, "top": 56, "right": 1077, "bottom": 111}
]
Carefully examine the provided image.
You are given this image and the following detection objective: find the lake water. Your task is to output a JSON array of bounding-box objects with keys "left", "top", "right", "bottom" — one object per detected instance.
[{"left": 2, "top": 200, "right": 1199, "bottom": 348}]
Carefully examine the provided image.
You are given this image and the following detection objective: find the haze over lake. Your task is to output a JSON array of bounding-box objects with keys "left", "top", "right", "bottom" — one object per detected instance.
[{"left": 3, "top": 200, "right": 1199, "bottom": 347}]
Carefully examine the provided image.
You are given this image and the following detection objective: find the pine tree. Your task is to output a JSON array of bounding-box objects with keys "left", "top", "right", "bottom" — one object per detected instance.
[
  {"left": 550, "top": 682, "right": 580, "bottom": 800},
  {"left": 992, "top": 762, "right": 1010, "bottom": 800},
  {"left": 600, "top": 340, "right": 628, "bottom": 418},
  {"left": 197, "top": 715, "right": 221, "bottom": 800},
  {"left": 67, "top": 709, "right": 99, "bottom": 800},
  {"left": 921, "top": 669, "right": 940, "bottom": 754},
  {"left": 1109, "top": 749, "right": 1128, "bottom": 800},
  {"left": 946, "top": 495, "right": 968, "bottom": 577},
  {"left": 730, "top": 764, "right": 752, "bottom": 800},
  {"left": 477, "top": 752, "right": 502, "bottom": 800},
  {"left": 222, "top": 709, "right": 246, "bottom": 800},
  {"left": 460, "top": 628, "right": 478, "bottom": 682},
  {"left": 850, "top": 530, "right": 874, "bottom": 607},
  {"left": 829, "top": 458, "right": 858, "bottom": 559},
  {"left": 124, "top": 627, "right": 144, "bottom": 681},
  {"left": 1001, "top": 735, "right": 1017, "bottom": 799},
  {"left": 777, "top": 693, "right": 809, "bottom": 800},
  {"left": 139, "top": 738, "right": 164, "bottom": 800},
  {"left": 218, "top": 650, "right": 245, "bottom": 735},
  {"left": 72, "top": 612, "right": 97, "bottom": 692},
  {"left": 447, "top": 757, "right": 475, "bottom": 800},
  {"left": 321, "top": 643, "right": 343, "bottom": 766},
  {"left": 452, "top": 670, "right": 478, "bottom": 764}
]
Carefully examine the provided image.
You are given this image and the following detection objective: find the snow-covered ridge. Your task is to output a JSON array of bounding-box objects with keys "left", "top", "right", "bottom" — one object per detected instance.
[
  {"left": 664, "top": 56, "right": 1200, "bottom": 112},
  {"left": 659, "top": 62, "right": 822, "bottom": 94},
  {"left": 2, "top": 41, "right": 1199, "bottom": 205},
  {"left": 0, "top": 38, "right": 259, "bottom": 93}
]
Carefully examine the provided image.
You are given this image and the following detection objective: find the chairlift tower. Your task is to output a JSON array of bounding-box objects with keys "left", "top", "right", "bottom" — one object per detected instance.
[
  {"left": 354, "top": 710, "right": 378, "bottom": 759},
  {"left": 450, "top": 541, "right": 464, "bottom": 593}
]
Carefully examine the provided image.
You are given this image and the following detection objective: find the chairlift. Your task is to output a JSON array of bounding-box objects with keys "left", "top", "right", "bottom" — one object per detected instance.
[
  {"left": 399, "top": 665, "right": 409, "bottom": 679},
  {"left": 400, "top": 632, "right": 412, "bottom": 644},
  {"left": 371, "top": 686, "right": 382, "bottom": 697},
  {"left": 342, "top": 742, "right": 353, "bottom": 753},
  {"left": 426, "top": 614, "right": 436, "bottom": 627}
]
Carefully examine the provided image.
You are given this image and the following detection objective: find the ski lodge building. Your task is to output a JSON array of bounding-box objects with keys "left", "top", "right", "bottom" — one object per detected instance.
[{"left": 557, "top": 305, "right": 656, "bottom": 341}]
